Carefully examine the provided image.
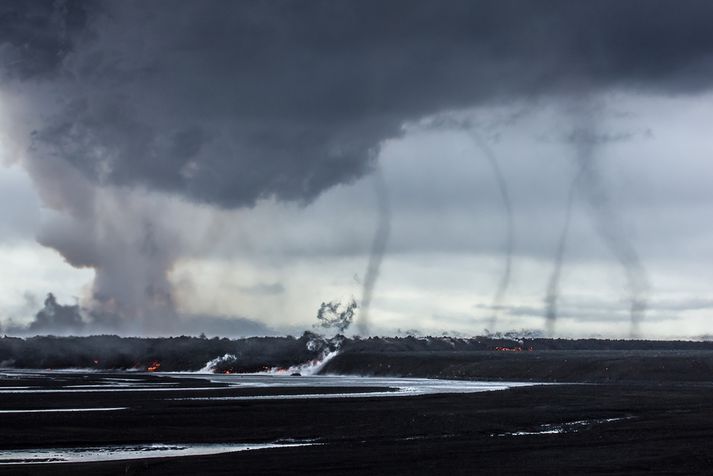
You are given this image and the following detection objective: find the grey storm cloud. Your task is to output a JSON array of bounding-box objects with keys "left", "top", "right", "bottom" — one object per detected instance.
[
  {"left": 0, "top": 0, "right": 88, "bottom": 79},
  {"left": 3, "top": 0, "right": 713, "bottom": 208},
  {"left": 3, "top": 0, "right": 713, "bottom": 336}
]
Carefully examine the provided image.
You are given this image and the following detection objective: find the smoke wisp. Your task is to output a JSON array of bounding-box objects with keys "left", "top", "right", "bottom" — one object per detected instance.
[{"left": 316, "top": 299, "right": 358, "bottom": 334}]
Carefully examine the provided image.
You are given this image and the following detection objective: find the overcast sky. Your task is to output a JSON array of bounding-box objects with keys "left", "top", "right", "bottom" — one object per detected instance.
[{"left": 1, "top": 0, "right": 713, "bottom": 338}]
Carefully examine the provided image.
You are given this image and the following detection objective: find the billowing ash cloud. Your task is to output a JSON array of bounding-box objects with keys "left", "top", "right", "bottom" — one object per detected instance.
[
  {"left": 31, "top": 183, "right": 180, "bottom": 333},
  {"left": 2, "top": 0, "right": 713, "bottom": 332}
]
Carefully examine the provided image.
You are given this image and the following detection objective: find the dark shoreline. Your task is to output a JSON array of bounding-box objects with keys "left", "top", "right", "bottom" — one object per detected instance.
[
  {"left": 323, "top": 349, "right": 713, "bottom": 383},
  {"left": 4, "top": 334, "right": 713, "bottom": 375}
]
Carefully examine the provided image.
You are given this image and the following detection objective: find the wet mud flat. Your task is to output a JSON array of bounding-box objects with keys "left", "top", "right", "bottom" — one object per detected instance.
[{"left": 1, "top": 371, "right": 713, "bottom": 475}]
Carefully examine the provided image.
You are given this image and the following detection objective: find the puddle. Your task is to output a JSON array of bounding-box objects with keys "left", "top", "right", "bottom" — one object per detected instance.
[
  {"left": 0, "top": 387, "right": 218, "bottom": 394},
  {"left": 0, "top": 407, "right": 126, "bottom": 414},
  {"left": 0, "top": 370, "right": 542, "bottom": 404},
  {"left": 0, "top": 442, "right": 316, "bottom": 464},
  {"left": 170, "top": 375, "right": 530, "bottom": 401},
  {"left": 495, "top": 417, "right": 631, "bottom": 436}
]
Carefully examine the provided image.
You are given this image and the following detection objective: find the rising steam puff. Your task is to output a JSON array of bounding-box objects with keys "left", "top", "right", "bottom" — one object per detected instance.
[
  {"left": 267, "top": 333, "right": 345, "bottom": 376},
  {"left": 199, "top": 354, "right": 239, "bottom": 373},
  {"left": 264, "top": 350, "right": 341, "bottom": 377}
]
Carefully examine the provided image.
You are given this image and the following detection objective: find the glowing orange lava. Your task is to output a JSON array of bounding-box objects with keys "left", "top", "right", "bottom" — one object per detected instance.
[{"left": 147, "top": 361, "right": 161, "bottom": 372}]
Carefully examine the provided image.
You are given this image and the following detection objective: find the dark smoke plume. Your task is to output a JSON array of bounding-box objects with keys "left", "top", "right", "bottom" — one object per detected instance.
[
  {"left": 1, "top": 292, "right": 275, "bottom": 338},
  {"left": 570, "top": 123, "right": 649, "bottom": 337},
  {"left": 356, "top": 167, "right": 391, "bottom": 336},
  {"left": 29, "top": 293, "right": 85, "bottom": 335},
  {"left": 316, "top": 299, "right": 358, "bottom": 333},
  {"left": 472, "top": 133, "right": 514, "bottom": 332},
  {"left": 544, "top": 168, "right": 584, "bottom": 336}
]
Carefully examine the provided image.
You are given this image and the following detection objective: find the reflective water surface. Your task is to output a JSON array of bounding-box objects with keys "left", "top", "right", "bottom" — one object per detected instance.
[{"left": 0, "top": 442, "right": 315, "bottom": 464}]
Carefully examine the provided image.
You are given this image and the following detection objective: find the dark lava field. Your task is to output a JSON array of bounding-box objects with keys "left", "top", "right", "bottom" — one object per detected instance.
[{"left": 1, "top": 335, "right": 713, "bottom": 474}]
